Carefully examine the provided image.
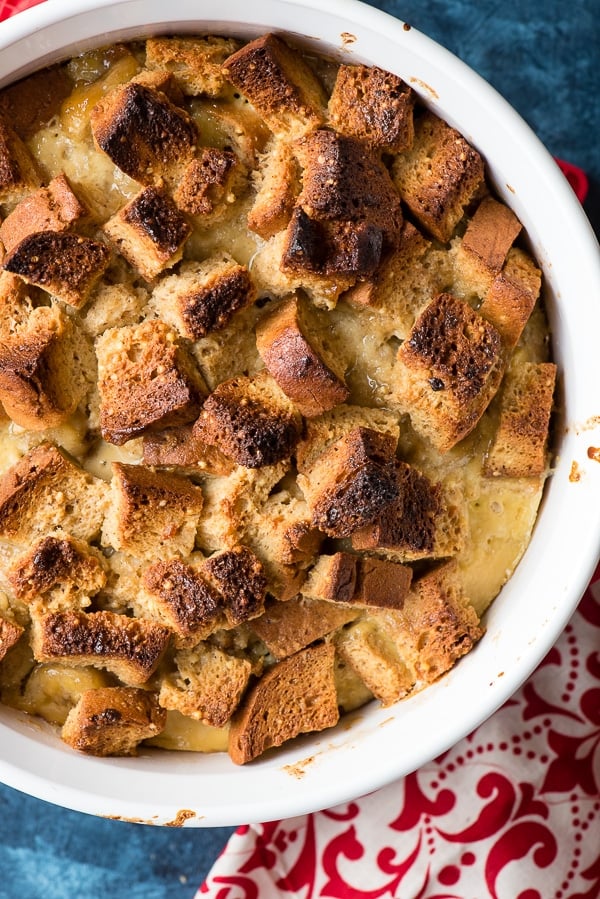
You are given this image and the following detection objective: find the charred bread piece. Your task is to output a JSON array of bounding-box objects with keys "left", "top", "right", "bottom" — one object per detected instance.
[
  {"left": 90, "top": 81, "right": 197, "bottom": 186},
  {"left": 335, "top": 619, "right": 415, "bottom": 705},
  {"left": 228, "top": 641, "right": 339, "bottom": 764},
  {"left": 391, "top": 110, "right": 485, "bottom": 242},
  {"left": 478, "top": 247, "right": 542, "bottom": 350},
  {"left": 174, "top": 148, "right": 247, "bottom": 221},
  {"left": 150, "top": 254, "right": 256, "bottom": 340},
  {"left": 141, "top": 559, "right": 223, "bottom": 646},
  {"left": 222, "top": 33, "right": 327, "bottom": 140},
  {"left": 484, "top": 362, "right": 557, "bottom": 478},
  {"left": 0, "top": 615, "right": 24, "bottom": 662},
  {"left": 201, "top": 545, "right": 267, "bottom": 626},
  {"left": 31, "top": 609, "right": 171, "bottom": 685},
  {"left": 101, "top": 462, "right": 204, "bottom": 561},
  {"left": 251, "top": 594, "right": 358, "bottom": 660},
  {"left": 159, "top": 644, "right": 252, "bottom": 727},
  {"left": 255, "top": 294, "right": 349, "bottom": 416},
  {"left": 61, "top": 686, "right": 166, "bottom": 756},
  {"left": 8, "top": 535, "right": 106, "bottom": 609},
  {"left": 0, "top": 174, "right": 87, "bottom": 257},
  {"left": 394, "top": 292, "right": 505, "bottom": 452},
  {"left": 142, "top": 424, "right": 235, "bottom": 477},
  {"left": 328, "top": 64, "right": 415, "bottom": 152},
  {"left": 145, "top": 35, "right": 241, "bottom": 97},
  {"left": 96, "top": 319, "right": 205, "bottom": 445},
  {"left": 303, "top": 552, "right": 413, "bottom": 610},
  {"left": 0, "top": 119, "right": 41, "bottom": 206},
  {"left": 297, "top": 426, "right": 400, "bottom": 538},
  {"left": 247, "top": 138, "right": 300, "bottom": 239},
  {"left": 194, "top": 370, "right": 302, "bottom": 468},
  {"left": 0, "top": 442, "right": 108, "bottom": 546},
  {"left": 103, "top": 187, "right": 191, "bottom": 281},
  {"left": 3, "top": 231, "right": 110, "bottom": 308}
]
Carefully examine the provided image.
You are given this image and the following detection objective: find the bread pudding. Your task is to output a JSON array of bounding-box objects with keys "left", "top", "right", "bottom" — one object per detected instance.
[{"left": 0, "top": 33, "right": 556, "bottom": 763}]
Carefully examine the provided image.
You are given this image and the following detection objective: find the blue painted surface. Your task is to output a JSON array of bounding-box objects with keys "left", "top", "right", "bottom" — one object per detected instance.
[{"left": 0, "top": 1, "right": 597, "bottom": 895}]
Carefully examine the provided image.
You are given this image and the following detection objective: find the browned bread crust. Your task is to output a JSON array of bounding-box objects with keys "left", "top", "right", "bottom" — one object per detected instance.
[
  {"left": 31, "top": 609, "right": 171, "bottom": 685},
  {"left": 0, "top": 67, "right": 72, "bottom": 139},
  {"left": 460, "top": 196, "right": 522, "bottom": 275},
  {"left": 142, "top": 424, "right": 235, "bottom": 477},
  {"left": 479, "top": 247, "right": 541, "bottom": 349},
  {"left": 303, "top": 552, "right": 413, "bottom": 610},
  {"left": 328, "top": 64, "right": 415, "bottom": 152},
  {"left": 141, "top": 559, "right": 223, "bottom": 646},
  {"left": 0, "top": 173, "right": 87, "bottom": 257},
  {"left": 8, "top": 535, "right": 106, "bottom": 607},
  {"left": 201, "top": 545, "right": 267, "bottom": 626},
  {"left": 145, "top": 35, "right": 241, "bottom": 97},
  {"left": 61, "top": 686, "right": 166, "bottom": 756},
  {"left": 0, "top": 615, "right": 24, "bottom": 662},
  {"left": 251, "top": 594, "right": 358, "bottom": 660},
  {"left": 247, "top": 139, "right": 300, "bottom": 239},
  {"left": 335, "top": 618, "right": 415, "bottom": 705},
  {"left": 174, "top": 148, "right": 247, "bottom": 220},
  {"left": 228, "top": 641, "right": 339, "bottom": 764},
  {"left": 0, "top": 119, "right": 41, "bottom": 205}
]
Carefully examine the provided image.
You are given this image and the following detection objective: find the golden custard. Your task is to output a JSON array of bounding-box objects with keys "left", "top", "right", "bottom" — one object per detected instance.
[{"left": 0, "top": 33, "right": 555, "bottom": 763}]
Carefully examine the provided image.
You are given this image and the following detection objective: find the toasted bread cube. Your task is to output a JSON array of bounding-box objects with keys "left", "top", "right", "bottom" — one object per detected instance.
[
  {"left": 62, "top": 687, "right": 166, "bottom": 756},
  {"left": 392, "top": 111, "right": 484, "bottom": 242},
  {"left": 142, "top": 424, "right": 234, "bottom": 476},
  {"left": 460, "top": 196, "right": 522, "bottom": 276},
  {"left": 0, "top": 615, "right": 24, "bottom": 662},
  {"left": 104, "top": 187, "right": 191, "bottom": 281},
  {"left": 8, "top": 535, "right": 106, "bottom": 609},
  {"left": 335, "top": 618, "right": 415, "bottom": 705},
  {"left": 0, "top": 305, "right": 90, "bottom": 430},
  {"left": 0, "top": 66, "right": 72, "bottom": 140},
  {"left": 302, "top": 552, "right": 358, "bottom": 604},
  {"left": 0, "top": 442, "right": 108, "bottom": 546},
  {"left": 3, "top": 231, "right": 110, "bottom": 308},
  {"left": 251, "top": 595, "right": 358, "bottom": 660},
  {"left": 0, "top": 119, "right": 41, "bottom": 206},
  {"left": 296, "top": 404, "right": 400, "bottom": 472},
  {"left": 194, "top": 370, "right": 302, "bottom": 468},
  {"left": 96, "top": 319, "right": 205, "bottom": 445},
  {"left": 201, "top": 545, "right": 267, "bottom": 626},
  {"left": 303, "top": 552, "right": 412, "bottom": 610},
  {"left": 90, "top": 82, "right": 197, "bottom": 186},
  {"left": 222, "top": 33, "right": 327, "bottom": 140},
  {"left": 255, "top": 294, "right": 349, "bottom": 416},
  {"left": 174, "top": 148, "right": 247, "bottom": 221},
  {"left": 31, "top": 609, "right": 171, "bottom": 685},
  {"left": 479, "top": 247, "right": 541, "bottom": 349},
  {"left": 0, "top": 173, "right": 87, "bottom": 256},
  {"left": 159, "top": 644, "right": 252, "bottom": 727},
  {"left": 328, "top": 64, "right": 415, "bottom": 152},
  {"left": 228, "top": 641, "right": 339, "bottom": 764},
  {"left": 247, "top": 138, "right": 300, "bottom": 239},
  {"left": 101, "top": 462, "right": 204, "bottom": 561},
  {"left": 297, "top": 426, "right": 400, "bottom": 538},
  {"left": 141, "top": 558, "right": 223, "bottom": 646},
  {"left": 145, "top": 35, "right": 241, "bottom": 97},
  {"left": 394, "top": 293, "right": 505, "bottom": 452},
  {"left": 150, "top": 254, "right": 256, "bottom": 340},
  {"left": 131, "top": 69, "right": 185, "bottom": 104},
  {"left": 484, "top": 362, "right": 556, "bottom": 478},
  {"left": 191, "top": 302, "right": 263, "bottom": 390}
]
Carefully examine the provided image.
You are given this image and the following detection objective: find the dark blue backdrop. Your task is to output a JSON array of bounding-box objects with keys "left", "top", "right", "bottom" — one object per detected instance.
[{"left": 0, "top": 1, "right": 598, "bottom": 895}]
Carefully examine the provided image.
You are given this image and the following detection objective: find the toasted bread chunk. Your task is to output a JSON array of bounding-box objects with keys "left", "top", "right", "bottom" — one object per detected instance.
[
  {"left": 145, "top": 35, "right": 241, "bottom": 97},
  {"left": 0, "top": 66, "right": 72, "bottom": 139},
  {"left": 194, "top": 370, "right": 302, "bottom": 468},
  {"left": 228, "top": 641, "right": 339, "bottom": 764},
  {"left": 96, "top": 319, "right": 205, "bottom": 445},
  {"left": 0, "top": 174, "right": 87, "bottom": 256},
  {"left": 159, "top": 644, "right": 252, "bottom": 726},
  {"left": 484, "top": 362, "right": 556, "bottom": 478},
  {"left": 255, "top": 294, "right": 349, "bottom": 416},
  {"left": 247, "top": 138, "right": 300, "bottom": 239},
  {"left": 3, "top": 231, "right": 110, "bottom": 308},
  {"left": 251, "top": 595, "right": 358, "bottom": 660},
  {"left": 191, "top": 302, "right": 263, "bottom": 390},
  {"left": 303, "top": 552, "right": 412, "bottom": 610},
  {"left": 31, "top": 609, "right": 170, "bottom": 685},
  {"left": 461, "top": 196, "right": 522, "bottom": 275},
  {"left": 174, "top": 148, "right": 247, "bottom": 221},
  {"left": 392, "top": 111, "right": 484, "bottom": 242},
  {"left": 131, "top": 69, "right": 185, "bottom": 104},
  {"left": 0, "top": 442, "right": 108, "bottom": 546},
  {"left": 90, "top": 81, "right": 197, "bottom": 186},
  {"left": 335, "top": 618, "right": 415, "bottom": 705},
  {"left": 0, "top": 119, "right": 41, "bottom": 206},
  {"left": 150, "top": 254, "right": 256, "bottom": 340},
  {"left": 0, "top": 305, "right": 90, "bottom": 430},
  {"left": 479, "top": 247, "right": 541, "bottom": 349},
  {"left": 142, "top": 424, "right": 234, "bottom": 476},
  {"left": 222, "top": 33, "right": 327, "bottom": 140},
  {"left": 8, "top": 535, "right": 106, "bottom": 609},
  {"left": 303, "top": 552, "right": 358, "bottom": 604},
  {"left": 201, "top": 545, "right": 267, "bottom": 626},
  {"left": 80, "top": 280, "right": 149, "bottom": 338},
  {"left": 101, "top": 462, "right": 204, "bottom": 561},
  {"left": 104, "top": 187, "right": 191, "bottom": 281},
  {"left": 296, "top": 404, "right": 400, "bottom": 472},
  {"left": 328, "top": 64, "right": 415, "bottom": 152},
  {"left": 0, "top": 615, "right": 24, "bottom": 662},
  {"left": 62, "top": 686, "right": 166, "bottom": 756},
  {"left": 141, "top": 559, "right": 223, "bottom": 646},
  {"left": 297, "top": 427, "right": 400, "bottom": 538},
  {"left": 394, "top": 293, "right": 505, "bottom": 452}
]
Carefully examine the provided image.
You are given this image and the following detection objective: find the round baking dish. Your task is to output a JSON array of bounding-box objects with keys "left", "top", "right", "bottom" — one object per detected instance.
[{"left": 0, "top": 0, "right": 599, "bottom": 827}]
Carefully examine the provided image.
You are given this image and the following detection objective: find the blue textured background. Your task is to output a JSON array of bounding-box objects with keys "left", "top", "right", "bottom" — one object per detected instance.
[{"left": 0, "top": 1, "right": 598, "bottom": 895}]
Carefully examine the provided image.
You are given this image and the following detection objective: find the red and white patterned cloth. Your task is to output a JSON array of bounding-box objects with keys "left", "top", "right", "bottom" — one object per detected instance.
[{"left": 1, "top": 2, "right": 598, "bottom": 894}]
